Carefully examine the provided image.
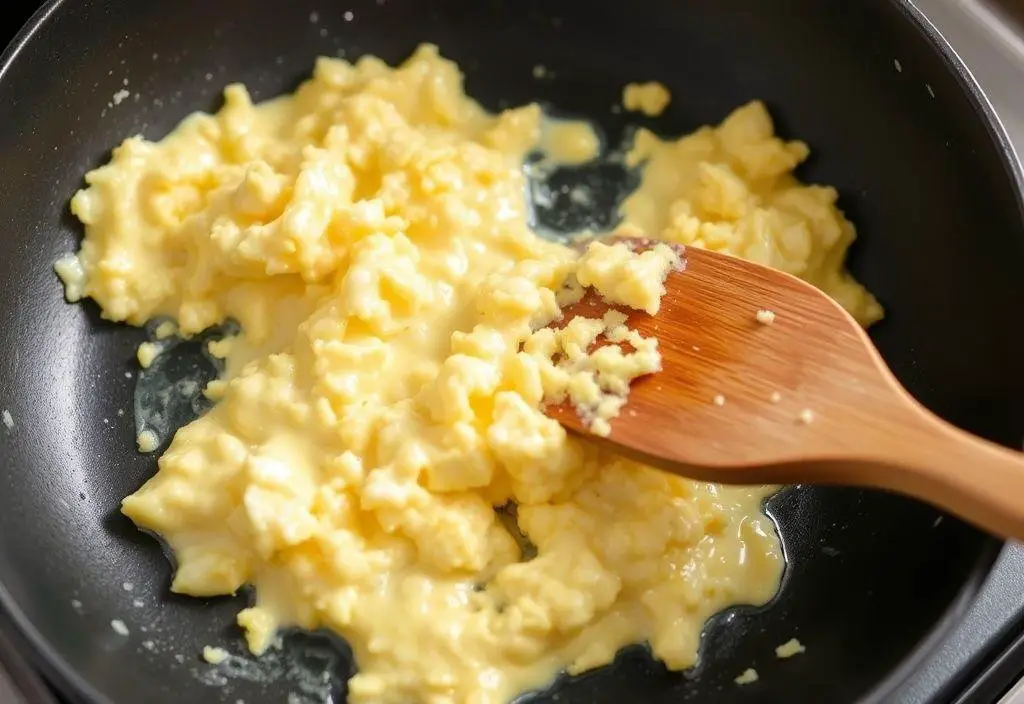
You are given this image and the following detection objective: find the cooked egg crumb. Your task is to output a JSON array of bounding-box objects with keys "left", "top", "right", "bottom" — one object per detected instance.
[
  {"left": 539, "top": 118, "right": 601, "bottom": 165},
  {"left": 797, "top": 409, "right": 815, "bottom": 425},
  {"left": 206, "top": 337, "right": 235, "bottom": 359},
  {"left": 622, "top": 81, "right": 671, "bottom": 117},
  {"left": 203, "top": 646, "right": 230, "bottom": 664},
  {"left": 769, "top": 391, "right": 782, "bottom": 404},
  {"left": 735, "top": 668, "right": 759, "bottom": 685},
  {"left": 756, "top": 309, "right": 776, "bottom": 325},
  {"left": 111, "top": 619, "right": 129, "bottom": 636},
  {"left": 54, "top": 255, "right": 86, "bottom": 302},
  {"left": 589, "top": 417, "right": 612, "bottom": 437},
  {"left": 575, "top": 240, "right": 681, "bottom": 315},
  {"left": 713, "top": 394, "right": 726, "bottom": 407},
  {"left": 776, "top": 638, "right": 806, "bottom": 658},
  {"left": 136, "top": 342, "right": 159, "bottom": 368},
  {"left": 154, "top": 321, "right": 177, "bottom": 339},
  {"left": 62, "top": 44, "right": 878, "bottom": 704},
  {"left": 136, "top": 430, "right": 159, "bottom": 453},
  {"left": 527, "top": 293, "right": 661, "bottom": 437}
]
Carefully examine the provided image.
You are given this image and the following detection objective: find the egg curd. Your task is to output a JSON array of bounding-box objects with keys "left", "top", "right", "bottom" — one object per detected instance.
[
  {"left": 622, "top": 81, "right": 672, "bottom": 118},
  {"left": 57, "top": 44, "right": 880, "bottom": 703}
]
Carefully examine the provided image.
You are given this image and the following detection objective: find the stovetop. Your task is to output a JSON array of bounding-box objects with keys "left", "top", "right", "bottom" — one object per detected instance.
[{"left": 1, "top": 1, "right": 1023, "bottom": 703}]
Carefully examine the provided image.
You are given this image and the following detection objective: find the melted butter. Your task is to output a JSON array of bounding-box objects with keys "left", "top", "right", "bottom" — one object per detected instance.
[{"left": 58, "top": 44, "right": 879, "bottom": 704}]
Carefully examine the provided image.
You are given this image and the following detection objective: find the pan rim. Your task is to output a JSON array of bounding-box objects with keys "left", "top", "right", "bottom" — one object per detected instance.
[
  {"left": 0, "top": 0, "right": 1019, "bottom": 702},
  {"left": 856, "top": 0, "right": 1024, "bottom": 697}
]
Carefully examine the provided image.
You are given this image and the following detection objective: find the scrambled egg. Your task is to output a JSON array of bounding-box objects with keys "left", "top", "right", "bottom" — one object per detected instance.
[
  {"left": 735, "top": 667, "right": 759, "bottom": 685},
  {"left": 776, "top": 637, "right": 807, "bottom": 658},
  {"left": 622, "top": 105, "right": 883, "bottom": 325},
  {"left": 58, "top": 44, "right": 879, "bottom": 704},
  {"left": 575, "top": 240, "right": 681, "bottom": 316},
  {"left": 526, "top": 240, "right": 682, "bottom": 437},
  {"left": 622, "top": 81, "right": 672, "bottom": 117}
]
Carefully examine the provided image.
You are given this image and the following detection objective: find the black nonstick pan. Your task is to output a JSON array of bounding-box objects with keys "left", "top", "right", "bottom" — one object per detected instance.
[{"left": 1, "top": 1, "right": 1023, "bottom": 703}]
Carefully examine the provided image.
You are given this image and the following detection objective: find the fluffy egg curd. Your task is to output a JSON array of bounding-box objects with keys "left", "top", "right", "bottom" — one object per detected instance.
[
  {"left": 57, "top": 44, "right": 881, "bottom": 703},
  {"left": 622, "top": 81, "right": 672, "bottom": 117}
]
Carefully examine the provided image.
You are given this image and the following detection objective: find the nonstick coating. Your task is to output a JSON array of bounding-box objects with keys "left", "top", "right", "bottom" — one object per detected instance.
[{"left": 1, "top": 1, "right": 1023, "bottom": 703}]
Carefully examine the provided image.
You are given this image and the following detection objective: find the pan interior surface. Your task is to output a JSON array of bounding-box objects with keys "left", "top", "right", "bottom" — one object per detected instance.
[{"left": 0, "top": 1, "right": 1022, "bottom": 703}]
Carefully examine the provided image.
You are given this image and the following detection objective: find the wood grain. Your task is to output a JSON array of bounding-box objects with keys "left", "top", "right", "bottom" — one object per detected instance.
[{"left": 547, "top": 244, "right": 1024, "bottom": 540}]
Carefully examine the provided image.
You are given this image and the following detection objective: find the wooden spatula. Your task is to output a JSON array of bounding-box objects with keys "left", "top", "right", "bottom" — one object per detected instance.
[{"left": 545, "top": 238, "right": 1024, "bottom": 540}]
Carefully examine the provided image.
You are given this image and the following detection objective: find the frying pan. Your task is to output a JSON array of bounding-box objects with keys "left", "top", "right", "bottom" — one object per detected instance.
[{"left": 1, "top": 0, "right": 1023, "bottom": 703}]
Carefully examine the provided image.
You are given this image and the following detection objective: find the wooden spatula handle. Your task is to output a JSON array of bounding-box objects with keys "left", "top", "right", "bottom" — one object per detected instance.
[{"left": 851, "top": 408, "right": 1024, "bottom": 541}]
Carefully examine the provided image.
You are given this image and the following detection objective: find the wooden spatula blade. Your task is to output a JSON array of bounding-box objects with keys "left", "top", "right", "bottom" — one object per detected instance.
[
  {"left": 547, "top": 245, "right": 890, "bottom": 475},
  {"left": 543, "top": 243, "right": 1024, "bottom": 541}
]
